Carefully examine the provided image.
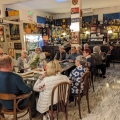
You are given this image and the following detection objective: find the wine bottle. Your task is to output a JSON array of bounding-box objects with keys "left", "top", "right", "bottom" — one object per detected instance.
[
  {"left": 5, "top": 8, "right": 8, "bottom": 17},
  {"left": 45, "top": 16, "right": 48, "bottom": 28}
]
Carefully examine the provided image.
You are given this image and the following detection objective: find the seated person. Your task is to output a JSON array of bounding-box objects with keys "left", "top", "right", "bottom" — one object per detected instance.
[
  {"left": 69, "top": 55, "right": 86, "bottom": 102},
  {"left": 66, "top": 46, "right": 79, "bottom": 63},
  {"left": 83, "top": 48, "right": 95, "bottom": 72},
  {"left": 0, "top": 55, "right": 36, "bottom": 117},
  {"left": 77, "top": 45, "right": 83, "bottom": 55},
  {"left": 33, "top": 60, "right": 70, "bottom": 119},
  {"left": 54, "top": 46, "right": 66, "bottom": 62},
  {"left": 106, "top": 45, "right": 116, "bottom": 67},
  {"left": 30, "top": 47, "right": 46, "bottom": 67},
  {"left": 91, "top": 46, "right": 106, "bottom": 78},
  {"left": 17, "top": 50, "right": 30, "bottom": 73}
]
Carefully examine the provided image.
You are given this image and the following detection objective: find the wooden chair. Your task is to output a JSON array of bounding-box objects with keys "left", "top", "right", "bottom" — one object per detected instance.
[
  {"left": 0, "top": 92, "right": 32, "bottom": 120},
  {"left": 41, "top": 82, "right": 70, "bottom": 120},
  {"left": 74, "top": 71, "right": 91, "bottom": 119}
]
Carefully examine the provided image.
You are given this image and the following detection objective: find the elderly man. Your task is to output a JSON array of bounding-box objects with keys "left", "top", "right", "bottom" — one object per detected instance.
[
  {"left": 0, "top": 55, "right": 36, "bottom": 117},
  {"left": 66, "top": 46, "right": 79, "bottom": 63},
  {"left": 54, "top": 46, "right": 66, "bottom": 62},
  {"left": 17, "top": 50, "right": 30, "bottom": 73}
]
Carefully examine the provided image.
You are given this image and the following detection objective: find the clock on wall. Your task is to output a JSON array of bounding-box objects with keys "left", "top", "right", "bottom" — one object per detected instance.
[{"left": 72, "top": 0, "right": 78, "bottom": 5}]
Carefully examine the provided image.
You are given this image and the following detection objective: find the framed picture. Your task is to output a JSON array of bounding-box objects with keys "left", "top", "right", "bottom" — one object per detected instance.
[
  {"left": 90, "top": 26, "right": 96, "bottom": 33},
  {"left": 71, "top": 32, "right": 79, "bottom": 44},
  {"left": 14, "top": 43, "right": 22, "bottom": 50},
  {"left": 9, "top": 24, "right": 20, "bottom": 41},
  {"left": 0, "top": 26, "right": 5, "bottom": 42},
  {"left": 8, "top": 48, "right": 14, "bottom": 58},
  {"left": 15, "top": 53, "right": 21, "bottom": 60}
]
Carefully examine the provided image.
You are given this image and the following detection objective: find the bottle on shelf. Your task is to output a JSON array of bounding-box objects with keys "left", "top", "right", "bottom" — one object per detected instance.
[
  {"left": 51, "top": 16, "right": 54, "bottom": 28},
  {"left": 5, "top": 8, "right": 8, "bottom": 17},
  {"left": 45, "top": 16, "right": 49, "bottom": 28}
]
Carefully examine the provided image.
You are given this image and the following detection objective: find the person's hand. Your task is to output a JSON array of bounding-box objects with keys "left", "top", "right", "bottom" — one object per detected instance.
[
  {"left": 69, "top": 60, "right": 74, "bottom": 63},
  {"left": 24, "top": 67, "right": 29, "bottom": 70},
  {"left": 39, "top": 72, "right": 46, "bottom": 80}
]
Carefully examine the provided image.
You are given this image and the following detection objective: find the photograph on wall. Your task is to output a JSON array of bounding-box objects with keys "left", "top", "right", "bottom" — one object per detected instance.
[
  {"left": 15, "top": 53, "right": 21, "bottom": 60},
  {"left": 9, "top": 24, "right": 20, "bottom": 40},
  {"left": 14, "top": 43, "right": 22, "bottom": 50},
  {"left": 23, "top": 23, "right": 40, "bottom": 34},
  {"left": 71, "top": 7, "right": 79, "bottom": 14},
  {"left": 72, "top": 0, "right": 79, "bottom": 5},
  {"left": 90, "top": 26, "right": 96, "bottom": 33},
  {"left": 0, "top": 26, "right": 5, "bottom": 42},
  {"left": 8, "top": 42, "right": 14, "bottom": 48},
  {"left": 8, "top": 48, "right": 14, "bottom": 58},
  {"left": 71, "top": 32, "right": 79, "bottom": 44}
]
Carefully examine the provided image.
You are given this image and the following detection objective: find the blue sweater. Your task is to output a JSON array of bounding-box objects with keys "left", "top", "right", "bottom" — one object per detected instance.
[
  {"left": 66, "top": 52, "right": 79, "bottom": 62},
  {"left": 0, "top": 71, "right": 31, "bottom": 109}
]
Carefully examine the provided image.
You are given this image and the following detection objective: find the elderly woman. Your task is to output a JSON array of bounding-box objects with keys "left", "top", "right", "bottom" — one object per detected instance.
[
  {"left": 69, "top": 55, "right": 86, "bottom": 102},
  {"left": 17, "top": 50, "right": 30, "bottom": 73},
  {"left": 77, "top": 45, "right": 83, "bottom": 55},
  {"left": 33, "top": 60, "right": 69, "bottom": 119},
  {"left": 84, "top": 43, "right": 89, "bottom": 50},
  {"left": 91, "top": 46, "right": 106, "bottom": 78},
  {"left": 30, "top": 47, "right": 46, "bottom": 67}
]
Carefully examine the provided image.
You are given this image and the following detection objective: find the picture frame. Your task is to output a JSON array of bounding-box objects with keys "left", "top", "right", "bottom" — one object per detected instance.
[{"left": 71, "top": 32, "right": 79, "bottom": 44}]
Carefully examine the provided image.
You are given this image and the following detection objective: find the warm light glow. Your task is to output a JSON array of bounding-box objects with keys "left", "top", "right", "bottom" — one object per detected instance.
[
  {"left": 70, "top": 23, "right": 79, "bottom": 32},
  {"left": 85, "top": 31, "right": 90, "bottom": 34},
  {"left": 62, "top": 32, "right": 66, "bottom": 36},
  {"left": 108, "top": 30, "right": 112, "bottom": 34}
]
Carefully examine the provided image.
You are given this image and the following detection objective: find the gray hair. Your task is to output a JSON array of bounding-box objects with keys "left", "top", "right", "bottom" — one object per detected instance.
[
  {"left": 76, "top": 55, "right": 87, "bottom": 66},
  {"left": 35, "top": 47, "right": 42, "bottom": 51},
  {"left": 84, "top": 43, "right": 88, "bottom": 49},
  {"left": 59, "top": 46, "right": 64, "bottom": 49},
  {"left": 77, "top": 45, "right": 82, "bottom": 49},
  {"left": 93, "top": 46, "right": 100, "bottom": 53},
  {"left": 21, "top": 50, "right": 28, "bottom": 54}
]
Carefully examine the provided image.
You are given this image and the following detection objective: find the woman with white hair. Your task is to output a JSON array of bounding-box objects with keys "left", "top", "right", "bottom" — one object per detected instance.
[
  {"left": 91, "top": 46, "right": 106, "bottom": 78},
  {"left": 84, "top": 43, "right": 89, "bottom": 50},
  {"left": 69, "top": 55, "right": 86, "bottom": 102},
  {"left": 17, "top": 50, "right": 30, "bottom": 73}
]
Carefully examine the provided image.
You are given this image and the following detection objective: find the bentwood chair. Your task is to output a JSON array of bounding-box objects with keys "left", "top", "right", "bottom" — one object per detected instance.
[
  {"left": 41, "top": 82, "right": 70, "bottom": 120},
  {"left": 74, "top": 71, "right": 91, "bottom": 119},
  {"left": 0, "top": 92, "right": 32, "bottom": 120}
]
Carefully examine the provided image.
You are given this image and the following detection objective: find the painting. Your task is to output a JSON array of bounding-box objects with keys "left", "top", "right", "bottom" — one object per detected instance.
[
  {"left": 15, "top": 53, "right": 21, "bottom": 60},
  {"left": 8, "top": 48, "right": 14, "bottom": 58},
  {"left": 14, "top": 43, "right": 22, "bottom": 50},
  {"left": 71, "top": 7, "right": 79, "bottom": 14},
  {"left": 23, "top": 23, "right": 40, "bottom": 34},
  {"left": 71, "top": 32, "right": 79, "bottom": 44},
  {"left": 9, "top": 24, "right": 20, "bottom": 40},
  {"left": 0, "top": 26, "right": 5, "bottom": 42},
  {"left": 90, "top": 26, "right": 96, "bottom": 33}
]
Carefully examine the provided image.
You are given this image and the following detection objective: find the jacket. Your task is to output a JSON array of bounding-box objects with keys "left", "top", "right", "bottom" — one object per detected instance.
[
  {"left": 17, "top": 57, "right": 30, "bottom": 71},
  {"left": 54, "top": 52, "right": 66, "bottom": 61},
  {"left": 33, "top": 74, "right": 69, "bottom": 113}
]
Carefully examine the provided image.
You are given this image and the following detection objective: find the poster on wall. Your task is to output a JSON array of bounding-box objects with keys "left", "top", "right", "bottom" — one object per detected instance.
[
  {"left": 9, "top": 24, "right": 20, "bottom": 41},
  {"left": 14, "top": 43, "right": 22, "bottom": 50},
  {"left": 0, "top": 26, "right": 5, "bottom": 42},
  {"left": 15, "top": 53, "right": 21, "bottom": 60},
  {"left": 8, "top": 48, "right": 14, "bottom": 58},
  {"left": 23, "top": 23, "right": 40, "bottom": 34},
  {"left": 71, "top": 32, "right": 79, "bottom": 44}
]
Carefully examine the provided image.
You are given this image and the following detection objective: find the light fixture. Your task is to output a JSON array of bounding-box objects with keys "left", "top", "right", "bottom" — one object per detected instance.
[
  {"left": 85, "top": 31, "right": 90, "bottom": 34},
  {"left": 62, "top": 32, "right": 66, "bottom": 36},
  {"left": 108, "top": 30, "right": 112, "bottom": 34}
]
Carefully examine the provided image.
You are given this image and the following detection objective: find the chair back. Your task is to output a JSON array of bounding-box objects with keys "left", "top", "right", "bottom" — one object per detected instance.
[
  {"left": 80, "top": 71, "right": 91, "bottom": 95},
  {"left": 51, "top": 82, "right": 70, "bottom": 118}
]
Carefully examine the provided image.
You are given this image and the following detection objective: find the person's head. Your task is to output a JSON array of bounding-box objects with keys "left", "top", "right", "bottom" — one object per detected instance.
[
  {"left": 110, "top": 45, "right": 114, "bottom": 50},
  {"left": 75, "top": 55, "right": 87, "bottom": 67},
  {"left": 83, "top": 48, "right": 91, "bottom": 57},
  {"left": 71, "top": 46, "right": 76, "bottom": 54},
  {"left": 0, "top": 47, "right": 3, "bottom": 57},
  {"left": 77, "top": 45, "right": 82, "bottom": 52},
  {"left": 93, "top": 46, "right": 101, "bottom": 53},
  {"left": 21, "top": 50, "right": 28, "bottom": 58},
  {"left": 59, "top": 46, "right": 64, "bottom": 53},
  {"left": 46, "top": 60, "right": 62, "bottom": 76},
  {"left": 84, "top": 43, "right": 88, "bottom": 49},
  {"left": 0, "top": 55, "right": 13, "bottom": 72},
  {"left": 35, "top": 47, "right": 42, "bottom": 54}
]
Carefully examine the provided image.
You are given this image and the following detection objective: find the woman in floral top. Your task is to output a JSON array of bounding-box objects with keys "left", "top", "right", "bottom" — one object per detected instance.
[{"left": 69, "top": 55, "right": 87, "bottom": 102}]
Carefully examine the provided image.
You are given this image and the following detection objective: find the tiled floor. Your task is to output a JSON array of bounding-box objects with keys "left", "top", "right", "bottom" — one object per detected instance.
[{"left": 4, "top": 63, "right": 120, "bottom": 120}]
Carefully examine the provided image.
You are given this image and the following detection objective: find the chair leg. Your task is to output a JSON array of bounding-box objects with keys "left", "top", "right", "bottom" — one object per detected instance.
[
  {"left": 77, "top": 99, "right": 81, "bottom": 119},
  {"left": 75, "top": 97, "right": 77, "bottom": 106},
  {"left": 86, "top": 94, "right": 90, "bottom": 113},
  {"left": 41, "top": 114, "right": 43, "bottom": 120},
  {"left": 28, "top": 108, "right": 32, "bottom": 120},
  {"left": 65, "top": 106, "right": 68, "bottom": 120}
]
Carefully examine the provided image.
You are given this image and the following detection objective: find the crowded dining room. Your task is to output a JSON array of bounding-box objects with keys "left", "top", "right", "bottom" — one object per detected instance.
[{"left": 0, "top": 0, "right": 120, "bottom": 120}]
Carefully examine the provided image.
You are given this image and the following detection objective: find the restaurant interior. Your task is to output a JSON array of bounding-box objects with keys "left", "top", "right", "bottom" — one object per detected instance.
[{"left": 0, "top": 0, "right": 120, "bottom": 120}]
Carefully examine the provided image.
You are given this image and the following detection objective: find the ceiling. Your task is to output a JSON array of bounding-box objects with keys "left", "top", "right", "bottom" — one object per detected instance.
[{"left": 4, "top": 0, "right": 120, "bottom": 14}]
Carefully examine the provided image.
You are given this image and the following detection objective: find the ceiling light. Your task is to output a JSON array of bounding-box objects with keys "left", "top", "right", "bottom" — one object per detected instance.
[{"left": 56, "top": 0, "right": 68, "bottom": 2}]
